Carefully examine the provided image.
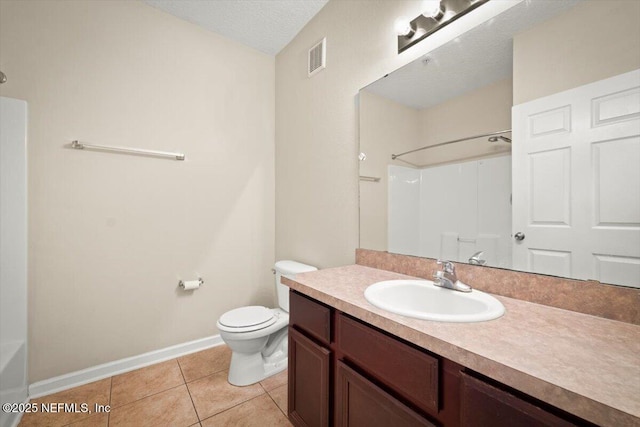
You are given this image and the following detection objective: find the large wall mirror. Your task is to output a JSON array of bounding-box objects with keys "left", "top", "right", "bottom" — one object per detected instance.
[{"left": 359, "top": 0, "right": 640, "bottom": 288}]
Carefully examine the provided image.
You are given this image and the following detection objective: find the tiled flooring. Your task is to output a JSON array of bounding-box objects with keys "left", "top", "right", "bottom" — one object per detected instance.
[{"left": 18, "top": 345, "right": 291, "bottom": 427}]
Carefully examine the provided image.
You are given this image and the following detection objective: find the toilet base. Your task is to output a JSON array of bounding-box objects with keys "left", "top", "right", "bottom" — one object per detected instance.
[
  {"left": 219, "top": 308, "right": 290, "bottom": 386},
  {"left": 228, "top": 350, "right": 288, "bottom": 386}
]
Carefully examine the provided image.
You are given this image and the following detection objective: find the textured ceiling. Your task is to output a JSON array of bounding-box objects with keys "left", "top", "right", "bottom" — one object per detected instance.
[
  {"left": 364, "top": 0, "right": 580, "bottom": 110},
  {"left": 144, "top": 0, "right": 329, "bottom": 55}
]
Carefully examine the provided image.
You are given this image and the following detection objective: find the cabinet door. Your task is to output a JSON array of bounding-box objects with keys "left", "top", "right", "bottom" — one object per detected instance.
[
  {"left": 336, "top": 361, "right": 436, "bottom": 427},
  {"left": 288, "top": 327, "right": 331, "bottom": 427},
  {"left": 338, "top": 314, "right": 439, "bottom": 414},
  {"left": 460, "top": 372, "right": 578, "bottom": 427}
]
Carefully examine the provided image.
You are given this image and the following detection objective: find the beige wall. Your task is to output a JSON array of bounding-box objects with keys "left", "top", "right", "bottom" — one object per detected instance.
[
  {"left": 513, "top": 0, "right": 640, "bottom": 105},
  {"left": 359, "top": 91, "right": 420, "bottom": 251},
  {"left": 416, "top": 78, "right": 512, "bottom": 166},
  {"left": 275, "top": 0, "right": 519, "bottom": 268},
  {"left": 0, "top": 0, "right": 275, "bottom": 382}
]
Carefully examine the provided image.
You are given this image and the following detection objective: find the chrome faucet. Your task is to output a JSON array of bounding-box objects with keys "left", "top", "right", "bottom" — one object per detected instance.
[
  {"left": 433, "top": 260, "right": 472, "bottom": 293},
  {"left": 468, "top": 251, "right": 487, "bottom": 266}
]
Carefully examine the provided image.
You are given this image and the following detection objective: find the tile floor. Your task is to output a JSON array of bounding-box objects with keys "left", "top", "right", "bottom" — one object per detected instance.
[{"left": 18, "top": 345, "right": 291, "bottom": 427}]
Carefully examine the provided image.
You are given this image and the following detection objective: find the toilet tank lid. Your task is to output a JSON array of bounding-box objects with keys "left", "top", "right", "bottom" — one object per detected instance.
[{"left": 275, "top": 260, "right": 317, "bottom": 275}]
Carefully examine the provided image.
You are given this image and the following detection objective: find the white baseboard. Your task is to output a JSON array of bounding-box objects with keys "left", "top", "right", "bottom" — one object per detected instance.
[{"left": 28, "top": 335, "right": 223, "bottom": 399}]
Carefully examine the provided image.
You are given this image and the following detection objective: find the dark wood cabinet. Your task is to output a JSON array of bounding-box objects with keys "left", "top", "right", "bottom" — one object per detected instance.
[
  {"left": 335, "top": 361, "right": 436, "bottom": 427},
  {"left": 337, "top": 314, "right": 439, "bottom": 415},
  {"left": 288, "top": 326, "right": 331, "bottom": 427},
  {"left": 289, "top": 291, "right": 442, "bottom": 427},
  {"left": 460, "top": 372, "right": 592, "bottom": 427},
  {"left": 290, "top": 290, "right": 332, "bottom": 345},
  {"left": 288, "top": 290, "right": 594, "bottom": 427}
]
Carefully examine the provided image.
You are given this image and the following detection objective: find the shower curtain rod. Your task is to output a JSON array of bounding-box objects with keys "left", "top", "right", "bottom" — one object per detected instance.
[{"left": 391, "top": 129, "right": 512, "bottom": 160}]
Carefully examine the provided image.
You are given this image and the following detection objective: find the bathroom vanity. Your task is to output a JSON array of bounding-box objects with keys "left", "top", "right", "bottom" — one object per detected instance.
[{"left": 284, "top": 265, "right": 640, "bottom": 427}]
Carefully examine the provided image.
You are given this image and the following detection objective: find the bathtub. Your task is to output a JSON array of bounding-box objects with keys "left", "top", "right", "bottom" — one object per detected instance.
[
  {"left": 0, "top": 97, "right": 29, "bottom": 427},
  {"left": 0, "top": 341, "right": 28, "bottom": 427}
]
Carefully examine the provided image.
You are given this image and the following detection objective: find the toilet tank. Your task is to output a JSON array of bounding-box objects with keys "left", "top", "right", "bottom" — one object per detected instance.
[{"left": 274, "top": 260, "right": 317, "bottom": 312}]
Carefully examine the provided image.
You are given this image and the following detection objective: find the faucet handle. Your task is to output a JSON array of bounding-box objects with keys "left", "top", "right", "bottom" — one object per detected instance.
[{"left": 436, "top": 259, "right": 455, "bottom": 273}]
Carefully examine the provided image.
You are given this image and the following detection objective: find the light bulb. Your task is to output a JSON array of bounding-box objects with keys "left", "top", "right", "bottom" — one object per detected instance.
[
  {"left": 394, "top": 16, "right": 414, "bottom": 37},
  {"left": 422, "top": 0, "right": 444, "bottom": 19}
]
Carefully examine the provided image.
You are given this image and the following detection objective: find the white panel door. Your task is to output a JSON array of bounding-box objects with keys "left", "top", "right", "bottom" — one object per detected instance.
[{"left": 512, "top": 70, "right": 640, "bottom": 287}]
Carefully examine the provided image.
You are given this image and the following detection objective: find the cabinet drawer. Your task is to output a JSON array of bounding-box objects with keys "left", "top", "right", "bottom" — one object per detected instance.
[
  {"left": 336, "top": 361, "right": 436, "bottom": 427},
  {"left": 460, "top": 372, "right": 583, "bottom": 427},
  {"left": 337, "top": 314, "right": 439, "bottom": 414},
  {"left": 290, "top": 291, "right": 332, "bottom": 345}
]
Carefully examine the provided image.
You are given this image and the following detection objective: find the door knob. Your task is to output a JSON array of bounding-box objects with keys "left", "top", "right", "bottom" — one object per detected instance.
[{"left": 514, "top": 232, "right": 525, "bottom": 241}]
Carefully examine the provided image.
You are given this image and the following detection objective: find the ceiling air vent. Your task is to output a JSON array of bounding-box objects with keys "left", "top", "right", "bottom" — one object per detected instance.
[{"left": 308, "top": 37, "right": 326, "bottom": 77}]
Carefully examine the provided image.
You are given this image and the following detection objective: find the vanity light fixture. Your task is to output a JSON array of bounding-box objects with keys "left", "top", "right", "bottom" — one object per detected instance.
[
  {"left": 394, "top": 16, "right": 415, "bottom": 37},
  {"left": 423, "top": 0, "right": 445, "bottom": 20},
  {"left": 397, "top": 0, "right": 490, "bottom": 53}
]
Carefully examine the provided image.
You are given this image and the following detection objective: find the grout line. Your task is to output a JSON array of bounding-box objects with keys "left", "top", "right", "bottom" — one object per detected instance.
[
  {"left": 198, "top": 392, "right": 267, "bottom": 425},
  {"left": 265, "top": 386, "right": 288, "bottom": 418},
  {"left": 40, "top": 378, "right": 116, "bottom": 427},
  {"left": 176, "top": 357, "right": 187, "bottom": 384},
  {"left": 184, "top": 369, "right": 224, "bottom": 387},
  {"left": 184, "top": 366, "right": 229, "bottom": 385},
  {"left": 111, "top": 382, "right": 186, "bottom": 410},
  {"left": 179, "top": 345, "right": 234, "bottom": 385},
  {"left": 269, "top": 384, "right": 290, "bottom": 418},
  {"left": 178, "top": 358, "right": 201, "bottom": 422},
  {"left": 108, "top": 376, "right": 113, "bottom": 426},
  {"left": 109, "top": 359, "right": 187, "bottom": 409}
]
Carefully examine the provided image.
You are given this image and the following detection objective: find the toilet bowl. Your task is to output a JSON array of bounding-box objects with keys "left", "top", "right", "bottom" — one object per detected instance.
[{"left": 216, "top": 260, "right": 317, "bottom": 386}]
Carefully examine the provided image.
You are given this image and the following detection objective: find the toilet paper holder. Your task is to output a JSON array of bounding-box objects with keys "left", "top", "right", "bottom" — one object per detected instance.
[{"left": 178, "top": 278, "right": 204, "bottom": 289}]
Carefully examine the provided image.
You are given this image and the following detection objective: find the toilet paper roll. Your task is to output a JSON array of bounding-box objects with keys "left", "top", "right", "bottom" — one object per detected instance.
[{"left": 179, "top": 279, "right": 202, "bottom": 290}]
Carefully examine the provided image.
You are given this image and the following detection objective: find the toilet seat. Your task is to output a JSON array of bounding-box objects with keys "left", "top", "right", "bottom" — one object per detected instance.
[{"left": 218, "top": 306, "right": 276, "bottom": 333}]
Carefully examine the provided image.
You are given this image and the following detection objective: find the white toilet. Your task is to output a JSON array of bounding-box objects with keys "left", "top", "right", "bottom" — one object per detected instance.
[{"left": 217, "top": 260, "right": 317, "bottom": 386}]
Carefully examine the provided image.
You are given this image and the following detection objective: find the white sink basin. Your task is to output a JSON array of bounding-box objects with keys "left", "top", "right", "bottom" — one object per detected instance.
[{"left": 364, "top": 280, "right": 505, "bottom": 322}]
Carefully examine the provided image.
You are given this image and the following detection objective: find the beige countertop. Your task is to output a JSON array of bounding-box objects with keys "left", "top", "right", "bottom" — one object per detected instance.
[{"left": 283, "top": 265, "right": 640, "bottom": 427}]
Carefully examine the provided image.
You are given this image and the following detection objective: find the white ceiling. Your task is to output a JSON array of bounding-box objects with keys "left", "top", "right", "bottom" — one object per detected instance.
[
  {"left": 364, "top": 0, "right": 580, "bottom": 110},
  {"left": 144, "top": 0, "right": 330, "bottom": 56}
]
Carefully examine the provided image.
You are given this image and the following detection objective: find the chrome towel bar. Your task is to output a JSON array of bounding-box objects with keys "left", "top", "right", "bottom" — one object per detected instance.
[{"left": 71, "top": 140, "right": 185, "bottom": 161}]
